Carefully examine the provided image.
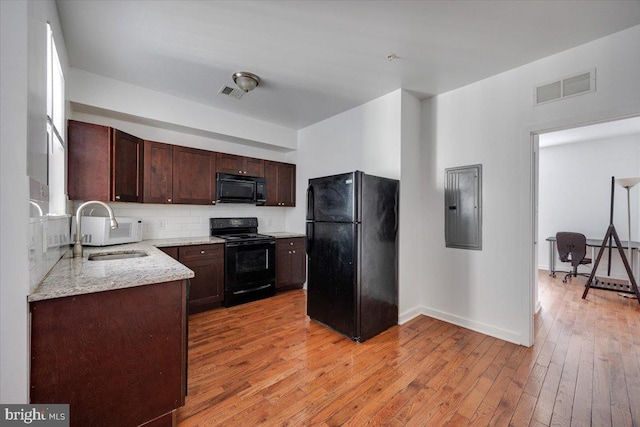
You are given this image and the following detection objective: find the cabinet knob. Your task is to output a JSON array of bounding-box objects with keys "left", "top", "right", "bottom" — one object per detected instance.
[
  {"left": 212, "top": 201, "right": 216, "bottom": 204},
  {"left": 201, "top": 251, "right": 205, "bottom": 254},
  {"left": 167, "top": 198, "right": 172, "bottom": 202},
  {"left": 288, "top": 251, "right": 292, "bottom": 254},
  {"left": 239, "top": 170, "right": 242, "bottom": 174},
  {"left": 290, "top": 242, "right": 294, "bottom": 245},
  {"left": 115, "top": 195, "right": 121, "bottom": 200},
  {"left": 292, "top": 250, "right": 296, "bottom": 254}
]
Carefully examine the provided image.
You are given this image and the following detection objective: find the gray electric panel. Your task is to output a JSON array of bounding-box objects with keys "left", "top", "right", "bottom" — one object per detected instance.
[{"left": 445, "top": 164, "right": 482, "bottom": 250}]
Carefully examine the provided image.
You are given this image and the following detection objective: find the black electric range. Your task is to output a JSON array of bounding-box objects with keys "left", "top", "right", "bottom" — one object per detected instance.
[{"left": 210, "top": 217, "right": 276, "bottom": 307}]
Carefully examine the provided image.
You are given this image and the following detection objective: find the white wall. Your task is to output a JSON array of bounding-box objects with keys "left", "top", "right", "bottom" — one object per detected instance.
[
  {"left": 421, "top": 25, "right": 640, "bottom": 346},
  {"left": 398, "top": 91, "right": 423, "bottom": 321},
  {"left": 0, "top": 0, "right": 30, "bottom": 404},
  {"left": 1, "top": 0, "right": 70, "bottom": 403},
  {"left": 538, "top": 134, "right": 640, "bottom": 277},
  {"left": 292, "top": 89, "right": 423, "bottom": 317},
  {"left": 69, "top": 68, "right": 297, "bottom": 151}
]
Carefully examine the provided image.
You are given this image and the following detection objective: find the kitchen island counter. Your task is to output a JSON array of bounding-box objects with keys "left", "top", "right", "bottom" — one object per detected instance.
[{"left": 28, "top": 242, "right": 194, "bottom": 302}]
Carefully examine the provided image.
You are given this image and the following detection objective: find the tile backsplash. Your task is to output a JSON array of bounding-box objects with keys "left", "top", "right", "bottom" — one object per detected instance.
[
  {"left": 29, "top": 214, "right": 71, "bottom": 291},
  {"left": 72, "top": 202, "right": 288, "bottom": 240},
  {"left": 28, "top": 202, "right": 287, "bottom": 291}
]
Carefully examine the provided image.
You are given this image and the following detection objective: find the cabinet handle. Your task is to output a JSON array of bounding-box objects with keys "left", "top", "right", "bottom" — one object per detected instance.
[{"left": 115, "top": 195, "right": 121, "bottom": 200}]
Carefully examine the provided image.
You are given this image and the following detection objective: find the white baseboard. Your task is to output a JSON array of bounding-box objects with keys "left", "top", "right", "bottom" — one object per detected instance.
[
  {"left": 398, "top": 306, "right": 423, "bottom": 325},
  {"left": 399, "top": 305, "right": 523, "bottom": 346}
]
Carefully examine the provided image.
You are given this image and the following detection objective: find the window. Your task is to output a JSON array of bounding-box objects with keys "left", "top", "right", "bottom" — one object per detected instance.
[{"left": 47, "top": 22, "right": 65, "bottom": 214}]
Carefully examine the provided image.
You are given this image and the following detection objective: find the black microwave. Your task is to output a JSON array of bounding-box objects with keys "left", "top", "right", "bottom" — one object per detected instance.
[{"left": 216, "top": 173, "right": 267, "bottom": 205}]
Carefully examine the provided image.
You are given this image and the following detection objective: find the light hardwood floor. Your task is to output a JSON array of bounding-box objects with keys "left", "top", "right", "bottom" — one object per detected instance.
[{"left": 176, "top": 272, "right": 640, "bottom": 426}]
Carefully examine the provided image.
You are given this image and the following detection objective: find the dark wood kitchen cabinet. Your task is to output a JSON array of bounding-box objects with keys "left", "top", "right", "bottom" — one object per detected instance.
[
  {"left": 178, "top": 244, "right": 224, "bottom": 313},
  {"left": 216, "top": 152, "right": 264, "bottom": 177},
  {"left": 264, "top": 161, "right": 296, "bottom": 206},
  {"left": 173, "top": 146, "right": 217, "bottom": 205},
  {"left": 143, "top": 140, "right": 173, "bottom": 204},
  {"left": 30, "top": 280, "right": 188, "bottom": 427},
  {"left": 68, "top": 120, "right": 143, "bottom": 202},
  {"left": 275, "top": 237, "right": 306, "bottom": 291}
]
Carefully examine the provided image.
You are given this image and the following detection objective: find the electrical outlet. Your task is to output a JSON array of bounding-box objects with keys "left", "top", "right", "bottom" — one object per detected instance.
[{"left": 158, "top": 220, "right": 166, "bottom": 230}]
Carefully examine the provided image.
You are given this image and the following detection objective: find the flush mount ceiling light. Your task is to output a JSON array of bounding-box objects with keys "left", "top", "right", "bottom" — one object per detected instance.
[{"left": 232, "top": 71, "right": 260, "bottom": 92}]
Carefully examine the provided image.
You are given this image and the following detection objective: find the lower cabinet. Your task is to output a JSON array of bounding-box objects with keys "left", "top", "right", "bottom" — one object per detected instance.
[
  {"left": 30, "top": 280, "right": 188, "bottom": 427},
  {"left": 177, "top": 244, "right": 224, "bottom": 314},
  {"left": 275, "top": 237, "right": 307, "bottom": 291}
]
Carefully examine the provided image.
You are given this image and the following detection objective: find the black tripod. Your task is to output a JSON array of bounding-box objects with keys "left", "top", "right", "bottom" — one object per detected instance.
[{"left": 582, "top": 177, "right": 640, "bottom": 303}]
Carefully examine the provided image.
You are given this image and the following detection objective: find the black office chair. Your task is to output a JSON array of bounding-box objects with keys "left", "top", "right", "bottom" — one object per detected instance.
[{"left": 556, "top": 232, "right": 592, "bottom": 283}]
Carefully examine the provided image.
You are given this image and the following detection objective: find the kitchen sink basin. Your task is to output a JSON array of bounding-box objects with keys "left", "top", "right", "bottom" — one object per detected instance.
[{"left": 88, "top": 250, "right": 148, "bottom": 261}]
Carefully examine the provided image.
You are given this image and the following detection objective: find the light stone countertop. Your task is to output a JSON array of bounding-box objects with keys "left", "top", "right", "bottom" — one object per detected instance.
[
  {"left": 145, "top": 236, "right": 226, "bottom": 247},
  {"left": 263, "top": 232, "right": 306, "bottom": 239},
  {"left": 29, "top": 232, "right": 302, "bottom": 303},
  {"left": 28, "top": 242, "right": 194, "bottom": 302}
]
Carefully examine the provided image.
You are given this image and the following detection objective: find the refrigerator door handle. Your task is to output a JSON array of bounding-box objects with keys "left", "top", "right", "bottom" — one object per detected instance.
[
  {"left": 394, "top": 187, "right": 399, "bottom": 233},
  {"left": 306, "top": 184, "right": 314, "bottom": 221},
  {"left": 306, "top": 222, "right": 314, "bottom": 254}
]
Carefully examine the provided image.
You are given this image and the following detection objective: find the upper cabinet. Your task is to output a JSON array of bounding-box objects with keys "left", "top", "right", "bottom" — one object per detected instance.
[
  {"left": 173, "top": 146, "right": 217, "bottom": 205},
  {"left": 68, "top": 120, "right": 294, "bottom": 207},
  {"left": 68, "top": 120, "right": 143, "bottom": 202},
  {"left": 143, "top": 142, "right": 217, "bottom": 205},
  {"left": 143, "top": 141, "right": 173, "bottom": 204},
  {"left": 264, "top": 161, "right": 296, "bottom": 207},
  {"left": 216, "top": 153, "right": 264, "bottom": 177}
]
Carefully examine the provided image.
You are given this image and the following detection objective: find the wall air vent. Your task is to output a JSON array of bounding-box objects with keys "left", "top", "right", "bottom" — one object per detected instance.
[
  {"left": 533, "top": 68, "right": 596, "bottom": 106},
  {"left": 218, "top": 85, "right": 245, "bottom": 99}
]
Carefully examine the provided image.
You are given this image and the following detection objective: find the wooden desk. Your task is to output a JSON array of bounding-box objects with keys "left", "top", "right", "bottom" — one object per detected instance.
[{"left": 546, "top": 236, "right": 640, "bottom": 292}]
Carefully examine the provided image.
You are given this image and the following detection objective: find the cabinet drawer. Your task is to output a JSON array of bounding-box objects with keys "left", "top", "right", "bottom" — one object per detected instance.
[
  {"left": 178, "top": 244, "right": 223, "bottom": 262},
  {"left": 276, "top": 237, "right": 305, "bottom": 251}
]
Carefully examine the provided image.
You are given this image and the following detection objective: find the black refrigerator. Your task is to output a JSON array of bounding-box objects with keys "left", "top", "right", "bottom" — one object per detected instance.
[{"left": 305, "top": 171, "right": 399, "bottom": 342}]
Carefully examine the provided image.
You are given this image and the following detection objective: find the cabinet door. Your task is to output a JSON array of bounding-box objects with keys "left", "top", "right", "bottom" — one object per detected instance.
[
  {"left": 68, "top": 120, "right": 112, "bottom": 201},
  {"left": 173, "top": 147, "right": 216, "bottom": 205},
  {"left": 244, "top": 157, "right": 264, "bottom": 177},
  {"left": 112, "top": 130, "right": 143, "bottom": 202},
  {"left": 143, "top": 141, "right": 173, "bottom": 204},
  {"left": 278, "top": 163, "right": 296, "bottom": 206},
  {"left": 217, "top": 153, "right": 264, "bottom": 177},
  {"left": 275, "top": 238, "right": 306, "bottom": 290},
  {"left": 216, "top": 153, "right": 243, "bottom": 175},
  {"left": 290, "top": 244, "right": 307, "bottom": 285},
  {"left": 276, "top": 246, "right": 293, "bottom": 288},
  {"left": 178, "top": 244, "right": 224, "bottom": 313},
  {"left": 264, "top": 161, "right": 279, "bottom": 206}
]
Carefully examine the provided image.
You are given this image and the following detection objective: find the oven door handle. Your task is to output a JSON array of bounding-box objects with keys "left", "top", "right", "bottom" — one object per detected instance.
[
  {"left": 225, "top": 240, "right": 275, "bottom": 247},
  {"left": 231, "top": 284, "right": 272, "bottom": 295}
]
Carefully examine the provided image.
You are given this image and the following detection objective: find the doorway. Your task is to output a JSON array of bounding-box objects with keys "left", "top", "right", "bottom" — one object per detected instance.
[{"left": 531, "top": 115, "right": 640, "bottom": 339}]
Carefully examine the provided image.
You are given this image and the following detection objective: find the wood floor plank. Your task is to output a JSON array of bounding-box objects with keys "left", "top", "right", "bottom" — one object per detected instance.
[{"left": 175, "top": 272, "right": 640, "bottom": 426}]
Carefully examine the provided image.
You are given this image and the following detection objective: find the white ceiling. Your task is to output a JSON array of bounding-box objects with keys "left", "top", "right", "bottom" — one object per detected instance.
[{"left": 56, "top": 0, "right": 640, "bottom": 131}]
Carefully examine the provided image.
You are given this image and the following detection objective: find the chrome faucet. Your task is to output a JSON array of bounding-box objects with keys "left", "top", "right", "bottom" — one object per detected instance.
[{"left": 73, "top": 201, "right": 118, "bottom": 258}]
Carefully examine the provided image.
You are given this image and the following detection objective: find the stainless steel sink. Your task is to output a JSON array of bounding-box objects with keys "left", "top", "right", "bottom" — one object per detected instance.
[{"left": 88, "top": 250, "right": 148, "bottom": 261}]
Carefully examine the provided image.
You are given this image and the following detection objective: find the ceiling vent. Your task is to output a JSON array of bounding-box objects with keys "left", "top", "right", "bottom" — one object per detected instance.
[
  {"left": 218, "top": 85, "right": 245, "bottom": 100},
  {"left": 533, "top": 68, "right": 596, "bottom": 106}
]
